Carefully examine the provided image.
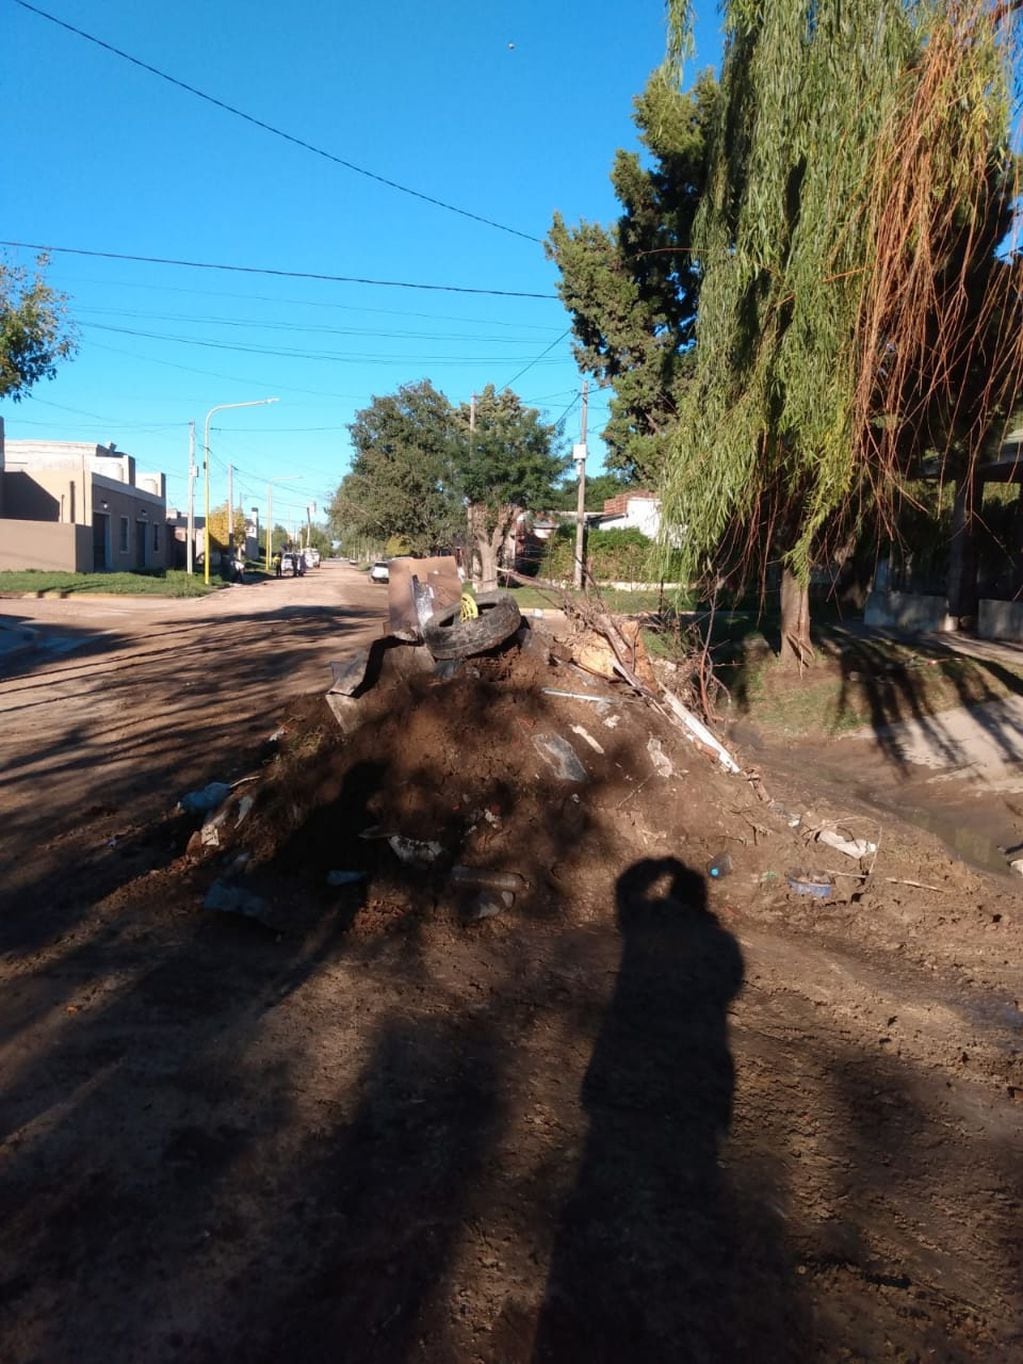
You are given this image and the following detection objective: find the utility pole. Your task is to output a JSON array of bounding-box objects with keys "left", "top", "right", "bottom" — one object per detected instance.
[
  {"left": 468, "top": 394, "right": 478, "bottom": 582},
  {"left": 186, "top": 420, "right": 196, "bottom": 575},
  {"left": 573, "top": 379, "right": 589, "bottom": 590},
  {"left": 227, "top": 463, "right": 234, "bottom": 561},
  {"left": 265, "top": 483, "right": 273, "bottom": 573}
]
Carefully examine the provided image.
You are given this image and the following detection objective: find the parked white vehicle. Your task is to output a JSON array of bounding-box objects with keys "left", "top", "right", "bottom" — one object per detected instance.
[
  {"left": 369, "top": 560, "right": 390, "bottom": 584},
  {"left": 303, "top": 547, "right": 321, "bottom": 569}
]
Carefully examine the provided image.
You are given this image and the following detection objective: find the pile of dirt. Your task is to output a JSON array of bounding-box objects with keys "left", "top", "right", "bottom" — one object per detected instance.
[
  {"left": 207, "top": 626, "right": 787, "bottom": 936},
  {"left": 180, "top": 622, "right": 1016, "bottom": 969}
]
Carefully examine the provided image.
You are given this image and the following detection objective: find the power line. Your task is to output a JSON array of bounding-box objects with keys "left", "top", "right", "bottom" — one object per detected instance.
[
  {"left": 12, "top": 1, "right": 541, "bottom": 245},
  {"left": 50, "top": 274, "right": 566, "bottom": 332},
  {"left": 85, "top": 338, "right": 384, "bottom": 400},
  {"left": 76, "top": 304, "right": 564, "bottom": 346},
  {"left": 22, "top": 392, "right": 188, "bottom": 429},
  {"left": 0, "top": 240, "right": 558, "bottom": 300},
  {"left": 81, "top": 321, "right": 569, "bottom": 366},
  {"left": 211, "top": 424, "right": 345, "bottom": 434},
  {"left": 502, "top": 329, "right": 573, "bottom": 389}
]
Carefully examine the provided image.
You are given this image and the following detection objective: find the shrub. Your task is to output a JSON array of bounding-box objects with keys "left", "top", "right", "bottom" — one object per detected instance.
[{"left": 542, "top": 526, "right": 663, "bottom": 582}]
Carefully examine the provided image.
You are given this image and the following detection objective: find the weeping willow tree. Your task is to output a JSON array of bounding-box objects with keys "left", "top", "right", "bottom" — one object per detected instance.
[{"left": 662, "top": 0, "right": 1023, "bottom": 662}]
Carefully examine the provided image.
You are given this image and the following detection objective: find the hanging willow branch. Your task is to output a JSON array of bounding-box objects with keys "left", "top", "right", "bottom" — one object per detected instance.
[{"left": 660, "top": 0, "right": 1023, "bottom": 594}]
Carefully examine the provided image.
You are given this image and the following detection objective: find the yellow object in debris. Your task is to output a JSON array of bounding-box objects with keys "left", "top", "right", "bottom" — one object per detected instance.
[{"left": 459, "top": 592, "right": 479, "bottom": 622}]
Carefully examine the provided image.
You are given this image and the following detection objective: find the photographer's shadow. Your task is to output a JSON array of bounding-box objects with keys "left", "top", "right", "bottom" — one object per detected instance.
[{"left": 534, "top": 857, "right": 746, "bottom": 1362}]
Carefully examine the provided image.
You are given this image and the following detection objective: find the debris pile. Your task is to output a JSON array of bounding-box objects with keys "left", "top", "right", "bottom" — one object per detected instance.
[{"left": 173, "top": 574, "right": 909, "bottom": 932}]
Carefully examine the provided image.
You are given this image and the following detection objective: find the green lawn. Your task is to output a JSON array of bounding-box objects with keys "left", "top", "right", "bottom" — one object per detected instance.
[
  {"left": 503, "top": 582, "right": 672, "bottom": 614},
  {"left": 652, "top": 615, "right": 1023, "bottom": 739},
  {"left": 0, "top": 570, "right": 224, "bottom": 598}
]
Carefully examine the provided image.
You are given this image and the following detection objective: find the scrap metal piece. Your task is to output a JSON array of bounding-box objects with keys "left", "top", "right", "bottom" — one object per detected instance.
[
  {"left": 387, "top": 555, "right": 462, "bottom": 640},
  {"left": 329, "top": 649, "right": 372, "bottom": 697}
]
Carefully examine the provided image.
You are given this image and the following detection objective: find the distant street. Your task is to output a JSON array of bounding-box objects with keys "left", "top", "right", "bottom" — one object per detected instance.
[{"left": 0, "top": 562, "right": 387, "bottom": 905}]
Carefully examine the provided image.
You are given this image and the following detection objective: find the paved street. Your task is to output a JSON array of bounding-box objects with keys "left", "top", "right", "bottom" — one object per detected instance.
[{"left": 0, "top": 563, "right": 387, "bottom": 914}]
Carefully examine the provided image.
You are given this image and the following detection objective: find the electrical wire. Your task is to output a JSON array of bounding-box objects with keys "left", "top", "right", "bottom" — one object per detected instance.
[
  {"left": 80, "top": 321, "right": 568, "bottom": 367},
  {"left": 48, "top": 274, "right": 566, "bottom": 332},
  {"left": 12, "top": 1, "right": 541, "bottom": 245},
  {"left": 502, "top": 329, "right": 572, "bottom": 389},
  {"left": 75, "top": 305, "right": 563, "bottom": 346},
  {"left": 0, "top": 240, "right": 557, "bottom": 300},
  {"left": 85, "top": 338, "right": 404, "bottom": 400},
  {"left": 23, "top": 392, "right": 188, "bottom": 429}
]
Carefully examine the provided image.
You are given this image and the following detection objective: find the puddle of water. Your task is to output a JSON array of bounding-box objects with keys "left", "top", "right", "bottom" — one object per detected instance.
[{"left": 852, "top": 782, "right": 1014, "bottom": 877}]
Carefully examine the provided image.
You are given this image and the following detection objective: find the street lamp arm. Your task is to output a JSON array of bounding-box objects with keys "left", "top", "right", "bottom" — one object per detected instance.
[{"left": 202, "top": 397, "right": 279, "bottom": 586}]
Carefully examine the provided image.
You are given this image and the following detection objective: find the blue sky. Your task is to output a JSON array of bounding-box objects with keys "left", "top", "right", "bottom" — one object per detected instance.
[{"left": 4, "top": 0, "right": 721, "bottom": 531}]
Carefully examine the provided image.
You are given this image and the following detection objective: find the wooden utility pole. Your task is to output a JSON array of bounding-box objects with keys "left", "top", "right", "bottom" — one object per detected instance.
[
  {"left": 227, "top": 463, "right": 235, "bottom": 560},
  {"left": 186, "top": 421, "right": 196, "bottom": 575},
  {"left": 468, "top": 394, "right": 478, "bottom": 582},
  {"left": 573, "top": 380, "right": 589, "bottom": 590}
]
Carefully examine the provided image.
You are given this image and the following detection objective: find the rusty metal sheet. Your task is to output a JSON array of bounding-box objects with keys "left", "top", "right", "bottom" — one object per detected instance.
[{"left": 387, "top": 556, "right": 462, "bottom": 639}]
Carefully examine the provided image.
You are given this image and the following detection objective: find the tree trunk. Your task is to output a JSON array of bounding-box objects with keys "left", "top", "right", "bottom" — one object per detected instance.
[
  {"left": 779, "top": 567, "right": 814, "bottom": 668},
  {"left": 477, "top": 538, "right": 499, "bottom": 592},
  {"left": 947, "top": 469, "right": 981, "bottom": 629},
  {"left": 469, "top": 502, "right": 514, "bottom": 592}
]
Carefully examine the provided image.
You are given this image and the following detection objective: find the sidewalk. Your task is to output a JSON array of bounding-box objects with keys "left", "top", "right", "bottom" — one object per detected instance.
[
  {"left": 0, "top": 615, "right": 36, "bottom": 666},
  {"left": 834, "top": 619, "right": 1023, "bottom": 672}
]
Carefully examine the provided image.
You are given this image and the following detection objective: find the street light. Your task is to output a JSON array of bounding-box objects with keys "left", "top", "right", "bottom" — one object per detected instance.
[
  {"left": 264, "top": 475, "right": 304, "bottom": 572},
  {"left": 203, "top": 397, "right": 279, "bottom": 585}
]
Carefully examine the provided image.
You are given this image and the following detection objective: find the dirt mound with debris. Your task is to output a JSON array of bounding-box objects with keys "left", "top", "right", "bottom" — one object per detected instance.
[{"left": 219, "top": 627, "right": 774, "bottom": 936}]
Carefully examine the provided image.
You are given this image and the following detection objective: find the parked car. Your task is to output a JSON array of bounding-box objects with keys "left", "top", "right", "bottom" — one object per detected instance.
[
  {"left": 276, "top": 549, "right": 306, "bottom": 578},
  {"left": 303, "top": 547, "right": 321, "bottom": 569},
  {"left": 369, "top": 560, "right": 390, "bottom": 584}
]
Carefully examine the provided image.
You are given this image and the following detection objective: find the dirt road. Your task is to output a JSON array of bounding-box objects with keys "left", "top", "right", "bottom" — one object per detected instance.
[
  {"left": 0, "top": 562, "right": 387, "bottom": 918},
  {"left": 1, "top": 583, "right": 1020, "bottom": 1361}
]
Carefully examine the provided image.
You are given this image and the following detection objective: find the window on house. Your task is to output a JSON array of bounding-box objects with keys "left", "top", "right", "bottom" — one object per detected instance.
[
  {"left": 153, "top": 523, "right": 160, "bottom": 553},
  {"left": 119, "top": 517, "right": 129, "bottom": 553}
]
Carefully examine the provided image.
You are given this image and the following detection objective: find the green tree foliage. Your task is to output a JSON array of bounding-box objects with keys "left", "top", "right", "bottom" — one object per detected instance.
[
  {"left": 305, "top": 524, "right": 333, "bottom": 557},
  {"left": 327, "top": 381, "right": 564, "bottom": 586},
  {"left": 546, "top": 72, "right": 718, "bottom": 482},
  {"left": 549, "top": 471, "right": 637, "bottom": 512},
  {"left": 0, "top": 255, "right": 77, "bottom": 401},
  {"left": 661, "top": 0, "right": 1022, "bottom": 660},
  {"left": 206, "top": 502, "right": 247, "bottom": 551},
  {"left": 327, "top": 381, "right": 462, "bottom": 555},
  {"left": 455, "top": 384, "right": 566, "bottom": 588}
]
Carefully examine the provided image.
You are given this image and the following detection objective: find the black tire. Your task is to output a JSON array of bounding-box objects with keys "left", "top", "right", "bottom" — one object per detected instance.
[{"left": 422, "top": 590, "right": 522, "bottom": 660}]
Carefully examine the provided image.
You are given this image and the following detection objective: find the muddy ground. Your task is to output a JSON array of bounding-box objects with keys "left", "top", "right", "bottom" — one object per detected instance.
[{"left": 1, "top": 613, "right": 1021, "bottom": 1362}]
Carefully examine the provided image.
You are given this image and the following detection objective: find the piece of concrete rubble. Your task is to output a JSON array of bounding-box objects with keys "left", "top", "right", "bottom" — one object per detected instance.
[
  {"left": 203, "top": 879, "right": 270, "bottom": 922},
  {"left": 570, "top": 724, "right": 605, "bottom": 755},
  {"left": 200, "top": 802, "right": 233, "bottom": 848},
  {"left": 647, "top": 736, "right": 674, "bottom": 778},
  {"left": 532, "top": 732, "right": 588, "bottom": 783},
  {"left": 450, "top": 867, "right": 526, "bottom": 893},
  {"left": 1010, "top": 858, "right": 1023, "bottom": 877},
  {"left": 467, "top": 890, "right": 515, "bottom": 921},
  {"left": 388, "top": 834, "right": 442, "bottom": 867},
  {"left": 816, "top": 829, "right": 877, "bottom": 859}
]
